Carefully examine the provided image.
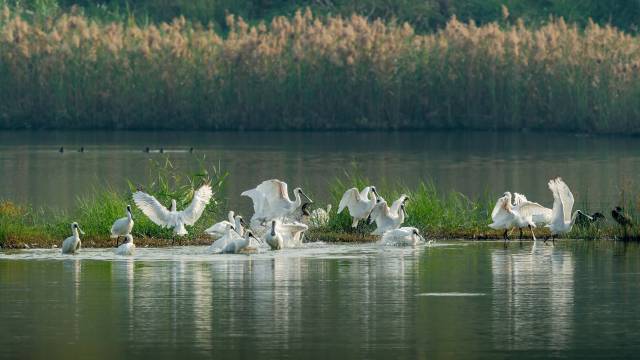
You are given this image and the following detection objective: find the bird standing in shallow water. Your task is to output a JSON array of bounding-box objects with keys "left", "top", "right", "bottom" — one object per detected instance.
[
  {"left": 61, "top": 222, "right": 84, "bottom": 254},
  {"left": 111, "top": 205, "right": 134, "bottom": 247}
]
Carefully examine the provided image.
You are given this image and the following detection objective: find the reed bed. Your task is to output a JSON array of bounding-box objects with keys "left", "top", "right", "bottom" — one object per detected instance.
[{"left": 1, "top": 8, "right": 640, "bottom": 132}]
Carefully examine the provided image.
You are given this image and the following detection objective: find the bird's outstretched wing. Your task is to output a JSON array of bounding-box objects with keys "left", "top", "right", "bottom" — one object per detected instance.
[
  {"left": 390, "top": 194, "right": 408, "bottom": 216},
  {"left": 554, "top": 178, "right": 574, "bottom": 223},
  {"left": 180, "top": 184, "right": 213, "bottom": 225},
  {"left": 548, "top": 178, "right": 565, "bottom": 228},
  {"left": 513, "top": 193, "right": 528, "bottom": 206},
  {"left": 256, "top": 179, "right": 290, "bottom": 207},
  {"left": 338, "top": 188, "right": 360, "bottom": 213},
  {"left": 516, "top": 201, "right": 552, "bottom": 224},
  {"left": 241, "top": 188, "right": 269, "bottom": 218},
  {"left": 133, "top": 191, "right": 172, "bottom": 226},
  {"left": 491, "top": 195, "right": 508, "bottom": 220}
]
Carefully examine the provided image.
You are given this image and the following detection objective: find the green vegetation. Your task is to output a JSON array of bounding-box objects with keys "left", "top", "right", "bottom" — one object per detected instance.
[
  {"left": 0, "top": 158, "right": 227, "bottom": 247},
  {"left": 1, "top": 169, "right": 638, "bottom": 248}
]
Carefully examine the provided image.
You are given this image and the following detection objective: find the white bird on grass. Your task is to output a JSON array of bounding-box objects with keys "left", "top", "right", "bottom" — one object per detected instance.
[
  {"left": 242, "top": 179, "right": 312, "bottom": 224},
  {"left": 338, "top": 186, "right": 379, "bottom": 228},
  {"left": 390, "top": 194, "right": 410, "bottom": 218},
  {"left": 510, "top": 192, "right": 552, "bottom": 240},
  {"left": 133, "top": 184, "right": 212, "bottom": 242},
  {"left": 545, "top": 177, "right": 590, "bottom": 243},
  {"left": 62, "top": 222, "right": 84, "bottom": 254},
  {"left": 204, "top": 211, "right": 245, "bottom": 240},
  {"left": 489, "top": 192, "right": 537, "bottom": 243},
  {"left": 111, "top": 205, "right": 134, "bottom": 247},
  {"left": 369, "top": 200, "right": 406, "bottom": 235},
  {"left": 380, "top": 227, "right": 427, "bottom": 246},
  {"left": 115, "top": 234, "right": 135, "bottom": 256}
]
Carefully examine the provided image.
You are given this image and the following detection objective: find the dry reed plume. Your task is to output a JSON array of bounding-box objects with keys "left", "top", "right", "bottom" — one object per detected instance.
[{"left": 1, "top": 7, "right": 639, "bottom": 132}]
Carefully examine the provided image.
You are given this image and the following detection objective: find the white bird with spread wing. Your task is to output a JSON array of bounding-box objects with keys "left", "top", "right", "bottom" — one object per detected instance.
[
  {"left": 545, "top": 177, "right": 589, "bottom": 243},
  {"left": 338, "top": 186, "right": 379, "bottom": 228},
  {"left": 369, "top": 199, "right": 406, "bottom": 235},
  {"left": 241, "top": 179, "right": 312, "bottom": 225},
  {"left": 205, "top": 210, "right": 245, "bottom": 240},
  {"left": 489, "top": 192, "right": 537, "bottom": 242},
  {"left": 133, "top": 184, "right": 212, "bottom": 240},
  {"left": 510, "top": 192, "right": 552, "bottom": 239}
]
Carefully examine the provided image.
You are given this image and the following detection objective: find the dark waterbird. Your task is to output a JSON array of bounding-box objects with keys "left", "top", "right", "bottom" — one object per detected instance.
[
  {"left": 612, "top": 206, "right": 633, "bottom": 228},
  {"left": 189, "top": 147, "right": 194, "bottom": 153},
  {"left": 58, "top": 147, "right": 64, "bottom": 153},
  {"left": 79, "top": 147, "right": 84, "bottom": 153},
  {"left": 144, "top": 147, "right": 150, "bottom": 153},
  {"left": 575, "top": 212, "right": 605, "bottom": 227}
]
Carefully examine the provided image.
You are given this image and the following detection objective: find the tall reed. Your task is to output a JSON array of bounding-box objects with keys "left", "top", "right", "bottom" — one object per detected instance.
[{"left": 1, "top": 7, "right": 640, "bottom": 132}]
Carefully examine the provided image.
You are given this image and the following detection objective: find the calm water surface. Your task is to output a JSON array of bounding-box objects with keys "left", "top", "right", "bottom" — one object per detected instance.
[
  {"left": 1, "top": 131, "right": 640, "bottom": 213},
  {"left": 2, "top": 241, "right": 640, "bottom": 359}
]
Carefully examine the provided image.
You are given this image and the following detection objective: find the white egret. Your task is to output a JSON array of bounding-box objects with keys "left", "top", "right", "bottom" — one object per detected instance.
[
  {"left": 369, "top": 200, "right": 405, "bottom": 235},
  {"left": 264, "top": 220, "right": 284, "bottom": 250},
  {"left": 204, "top": 211, "right": 245, "bottom": 240},
  {"left": 545, "top": 178, "right": 589, "bottom": 243},
  {"left": 110, "top": 205, "right": 134, "bottom": 247},
  {"left": 338, "top": 186, "right": 379, "bottom": 228},
  {"left": 115, "top": 234, "right": 135, "bottom": 256},
  {"left": 380, "top": 227, "right": 427, "bottom": 246},
  {"left": 132, "top": 184, "right": 212, "bottom": 240},
  {"left": 61, "top": 222, "right": 84, "bottom": 254},
  {"left": 222, "top": 230, "right": 261, "bottom": 254},
  {"left": 242, "top": 179, "right": 312, "bottom": 223}
]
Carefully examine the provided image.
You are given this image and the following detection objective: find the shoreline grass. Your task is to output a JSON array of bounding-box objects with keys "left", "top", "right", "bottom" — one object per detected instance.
[
  {"left": 2, "top": 170, "right": 639, "bottom": 249},
  {"left": 1, "top": 8, "right": 640, "bottom": 133}
]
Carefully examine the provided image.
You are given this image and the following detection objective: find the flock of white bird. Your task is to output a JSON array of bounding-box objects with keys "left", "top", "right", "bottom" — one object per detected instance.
[
  {"left": 489, "top": 177, "right": 588, "bottom": 243},
  {"left": 59, "top": 176, "right": 581, "bottom": 255},
  {"left": 60, "top": 179, "right": 424, "bottom": 255}
]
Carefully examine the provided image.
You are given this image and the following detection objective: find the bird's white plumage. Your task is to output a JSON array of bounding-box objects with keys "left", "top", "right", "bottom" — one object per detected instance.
[
  {"left": 242, "top": 179, "right": 309, "bottom": 223},
  {"left": 489, "top": 193, "right": 536, "bottom": 238},
  {"left": 222, "top": 231, "right": 260, "bottom": 254},
  {"left": 379, "top": 227, "right": 427, "bottom": 246},
  {"left": 209, "top": 224, "right": 241, "bottom": 253},
  {"left": 61, "top": 223, "right": 83, "bottom": 254},
  {"left": 133, "top": 184, "right": 212, "bottom": 236},
  {"left": 115, "top": 234, "right": 135, "bottom": 256},
  {"left": 264, "top": 220, "right": 284, "bottom": 250},
  {"left": 390, "top": 194, "right": 409, "bottom": 217},
  {"left": 111, "top": 206, "right": 134, "bottom": 239},
  {"left": 204, "top": 211, "right": 244, "bottom": 240},
  {"left": 546, "top": 178, "right": 580, "bottom": 236},
  {"left": 370, "top": 200, "right": 405, "bottom": 235},
  {"left": 338, "top": 186, "right": 377, "bottom": 228}
]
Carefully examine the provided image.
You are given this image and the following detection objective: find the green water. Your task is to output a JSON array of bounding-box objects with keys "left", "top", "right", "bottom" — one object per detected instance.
[{"left": 1, "top": 241, "right": 639, "bottom": 359}]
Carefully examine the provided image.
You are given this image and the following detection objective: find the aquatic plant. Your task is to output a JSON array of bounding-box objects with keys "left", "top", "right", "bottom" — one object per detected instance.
[
  {"left": 0, "top": 7, "right": 640, "bottom": 132},
  {"left": 0, "top": 156, "right": 227, "bottom": 247}
]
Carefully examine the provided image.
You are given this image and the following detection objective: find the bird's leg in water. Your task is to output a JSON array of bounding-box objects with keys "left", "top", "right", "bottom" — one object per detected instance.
[
  {"left": 519, "top": 228, "right": 523, "bottom": 244},
  {"left": 529, "top": 225, "right": 537, "bottom": 242},
  {"left": 503, "top": 229, "right": 509, "bottom": 247},
  {"left": 114, "top": 236, "right": 120, "bottom": 248}
]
